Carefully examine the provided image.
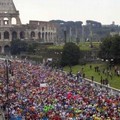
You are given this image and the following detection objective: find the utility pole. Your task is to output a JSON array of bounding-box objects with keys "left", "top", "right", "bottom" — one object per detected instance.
[{"left": 5, "top": 59, "right": 9, "bottom": 120}]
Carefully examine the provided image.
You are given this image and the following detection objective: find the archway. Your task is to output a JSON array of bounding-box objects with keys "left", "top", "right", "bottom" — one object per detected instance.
[
  {"left": 45, "top": 32, "right": 47, "bottom": 41},
  {"left": 38, "top": 32, "right": 41, "bottom": 40},
  {"left": 4, "top": 31, "right": 9, "bottom": 39},
  {"left": 3, "top": 17, "right": 9, "bottom": 25},
  {"left": 4, "top": 45, "right": 10, "bottom": 54},
  {"left": 48, "top": 32, "right": 50, "bottom": 41},
  {"left": 20, "top": 31, "right": 25, "bottom": 39},
  {"left": 42, "top": 32, "right": 44, "bottom": 40},
  {"left": 31, "top": 31, "right": 35, "bottom": 39},
  {"left": 12, "top": 31, "right": 17, "bottom": 40}
]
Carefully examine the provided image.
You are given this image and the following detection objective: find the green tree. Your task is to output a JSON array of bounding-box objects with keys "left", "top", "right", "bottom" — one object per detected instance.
[
  {"left": 27, "top": 42, "right": 39, "bottom": 54},
  {"left": 99, "top": 35, "right": 120, "bottom": 63},
  {"left": 111, "top": 35, "right": 120, "bottom": 63},
  {"left": 61, "top": 42, "right": 80, "bottom": 67},
  {"left": 10, "top": 39, "right": 27, "bottom": 55}
]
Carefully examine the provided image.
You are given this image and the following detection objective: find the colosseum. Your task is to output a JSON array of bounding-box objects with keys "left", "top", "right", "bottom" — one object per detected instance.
[{"left": 0, "top": 0, "right": 56, "bottom": 54}]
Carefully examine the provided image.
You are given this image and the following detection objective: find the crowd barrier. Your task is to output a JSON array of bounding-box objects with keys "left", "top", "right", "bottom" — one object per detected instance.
[
  {"left": 61, "top": 70, "right": 120, "bottom": 96},
  {"left": 84, "top": 78, "right": 120, "bottom": 96},
  {"left": 0, "top": 57, "right": 120, "bottom": 120},
  {"left": 0, "top": 108, "right": 5, "bottom": 120}
]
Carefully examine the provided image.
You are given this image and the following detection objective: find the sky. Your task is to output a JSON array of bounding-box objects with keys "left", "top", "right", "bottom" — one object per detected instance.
[{"left": 14, "top": 0, "right": 120, "bottom": 25}]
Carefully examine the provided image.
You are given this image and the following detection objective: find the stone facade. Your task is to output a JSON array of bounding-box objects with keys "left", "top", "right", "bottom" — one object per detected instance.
[
  {"left": 51, "top": 20, "right": 120, "bottom": 44},
  {"left": 0, "top": 0, "right": 56, "bottom": 54},
  {"left": 50, "top": 20, "right": 83, "bottom": 44}
]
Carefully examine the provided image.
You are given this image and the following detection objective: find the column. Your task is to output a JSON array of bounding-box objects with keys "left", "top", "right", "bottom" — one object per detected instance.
[
  {"left": 40, "top": 31, "right": 42, "bottom": 40},
  {"left": 42, "top": 32, "right": 44, "bottom": 42},
  {"left": 9, "top": 17, "right": 12, "bottom": 26},
  {"left": 17, "top": 31, "right": 20, "bottom": 39},
  {"left": 35, "top": 31, "right": 37, "bottom": 40},
  {"left": 9, "top": 32, "right": 12, "bottom": 41},
  {"left": 1, "top": 32, "right": 4, "bottom": 41},
  {"left": 1, "top": 46, "right": 4, "bottom": 54},
  {"left": 51, "top": 33, "right": 53, "bottom": 42},
  {"left": 1, "top": 18, "right": 4, "bottom": 26},
  {"left": 47, "top": 32, "right": 49, "bottom": 42},
  {"left": 46, "top": 32, "right": 48, "bottom": 42}
]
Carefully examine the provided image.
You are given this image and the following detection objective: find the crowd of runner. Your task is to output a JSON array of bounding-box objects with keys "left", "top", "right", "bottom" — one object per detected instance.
[{"left": 0, "top": 59, "right": 120, "bottom": 120}]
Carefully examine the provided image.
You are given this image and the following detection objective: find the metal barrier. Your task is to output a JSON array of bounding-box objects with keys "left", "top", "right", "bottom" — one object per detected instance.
[
  {"left": 84, "top": 78, "right": 120, "bottom": 96},
  {"left": 0, "top": 108, "right": 5, "bottom": 120},
  {"left": 62, "top": 70, "right": 120, "bottom": 95}
]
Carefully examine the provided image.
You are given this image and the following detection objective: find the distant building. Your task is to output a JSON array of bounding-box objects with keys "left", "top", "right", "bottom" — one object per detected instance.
[
  {"left": 52, "top": 19, "right": 120, "bottom": 44},
  {"left": 83, "top": 20, "right": 120, "bottom": 42},
  {"left": 0, "top": 0, "right": 56, "bottom": 54},
  {"left": 50, "top": 20, "right": 83, "bottom": 44}
]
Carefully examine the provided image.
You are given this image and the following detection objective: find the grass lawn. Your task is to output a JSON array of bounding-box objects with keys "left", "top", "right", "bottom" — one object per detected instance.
[
  {"left": 47, "top": 42, "right": 100, "bottom": 51},
  {"left": 78, "top": 42, "right": 100, "bottom": 51},
  {"left": 64, "top": 63, "right": 120, "bottom": 89},
  {"left": 47, "top": 45, "right": 63, "bottom": 50}
]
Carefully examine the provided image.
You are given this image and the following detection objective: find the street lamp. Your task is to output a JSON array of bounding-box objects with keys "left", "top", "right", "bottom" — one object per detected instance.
[
  {"left": 5, "top": 59, "right": 9, "bottom": 103},
  {"left": 4, "top": 59, "right": 9, "bottom": 120},
  {"left": 4, "top": 57, "right": 12, "bottom": 120}
]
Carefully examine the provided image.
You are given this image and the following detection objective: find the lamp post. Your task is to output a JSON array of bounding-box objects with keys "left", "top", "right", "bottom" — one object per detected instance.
[
  {"left": 5, "top": 59, "right": 8, "bottom": 120},
  {"left": 5, "top": 58, "right": 10, "bottom": 120},
  {"left": 5, "top": 59, "right": 9, "bottom": 103}
]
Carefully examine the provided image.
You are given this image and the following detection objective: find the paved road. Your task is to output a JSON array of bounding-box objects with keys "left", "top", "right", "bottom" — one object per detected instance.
[
  {"left": 0, "top": 111, "right": 5, "bottom": 120},
  {"left": 0, "top": 115, "right": 4, "bottom": 120}
]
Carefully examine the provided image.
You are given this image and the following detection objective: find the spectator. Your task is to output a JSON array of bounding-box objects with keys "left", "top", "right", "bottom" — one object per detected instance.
[{"left": 0, "top": 59, "right": 119, "bottom": 119}]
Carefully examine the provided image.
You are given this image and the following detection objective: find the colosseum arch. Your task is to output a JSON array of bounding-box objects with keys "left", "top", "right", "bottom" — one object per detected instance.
[
  {"left": 4, "top": 31, "right": 9, "bottom": 39},
  {"left": 12, "top": 31, "right": 17, "bottom": 40},
  {"left": 48, "top": 32, "right": 50, "bottom": 40},
  {"left": 42, "top": 32, "right": 44, "bottom": 40},
  {"left": 31, "top": 31, "right": 35, "bottom": 39},
  {"left": 3, "top": 17, "right": 9, "bottom": 25},
  {"left": 4, "top": 45, "right": 10, "bottom": 54},
  {"left": 20, "top": 31, "right": 25, "bottom": 39},
  {"left": 38, "top": 32, "right": 41, "bottom": 40},
  {"left": 45, "top": 32, "right": 47, "bottom": 41}
]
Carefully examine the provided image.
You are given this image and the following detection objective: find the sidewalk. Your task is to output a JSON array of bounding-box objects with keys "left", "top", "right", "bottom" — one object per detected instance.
[
  {"left": 0, "top": 114, "right": 4, "bottom": 120},
  {"left": 0, "top": 110, "right": 5, "bottom": 120}
]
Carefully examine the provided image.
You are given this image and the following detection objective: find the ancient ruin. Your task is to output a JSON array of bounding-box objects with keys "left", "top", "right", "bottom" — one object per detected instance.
[{"left": 0, "top": 0, "right": 56, "bottom": 54}]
